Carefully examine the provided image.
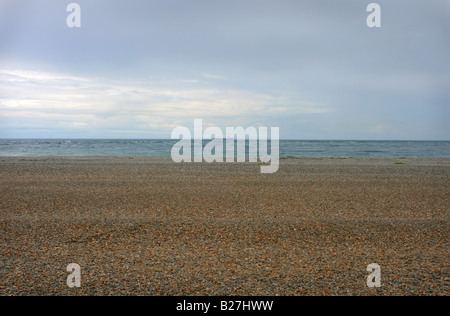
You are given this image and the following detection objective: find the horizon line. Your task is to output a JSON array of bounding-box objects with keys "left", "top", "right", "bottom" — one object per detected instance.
[{"left": 1, "top": 138, "right": 449, "bottom": 142}]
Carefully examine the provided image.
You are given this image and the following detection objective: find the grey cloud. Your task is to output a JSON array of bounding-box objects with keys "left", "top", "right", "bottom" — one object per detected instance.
[{"left": 0, "top": 0, "right": 448, "bottom": 139}]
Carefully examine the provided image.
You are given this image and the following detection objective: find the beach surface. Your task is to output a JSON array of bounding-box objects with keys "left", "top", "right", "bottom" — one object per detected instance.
[{"left": 0, "top": 156, "right": 448, "bottom": 296}]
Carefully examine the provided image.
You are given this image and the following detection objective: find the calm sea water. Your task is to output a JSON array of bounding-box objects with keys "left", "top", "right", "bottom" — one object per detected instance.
[{"left": 0, "top": 139, "right": 449, "bottom": 157}]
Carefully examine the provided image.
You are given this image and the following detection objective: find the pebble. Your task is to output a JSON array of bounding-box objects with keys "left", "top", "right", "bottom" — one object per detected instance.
[{"left": 0, "top": 157, "right": 448, "bottom": 296}]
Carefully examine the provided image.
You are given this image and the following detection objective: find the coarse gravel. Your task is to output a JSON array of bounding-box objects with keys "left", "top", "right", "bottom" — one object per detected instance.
[{"left": 0, "top": 156, "right": 448, "bottom": 296}]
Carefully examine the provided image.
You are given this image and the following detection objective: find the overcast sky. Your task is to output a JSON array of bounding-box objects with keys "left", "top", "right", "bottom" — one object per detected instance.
[{"left": 0, "top": 0, "right": 448, "bottom": 139}]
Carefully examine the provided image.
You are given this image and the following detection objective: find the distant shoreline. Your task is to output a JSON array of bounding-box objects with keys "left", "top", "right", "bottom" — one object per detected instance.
[
  {"left": 1, "top": 138, "right": 450, "bottom": 141},
  {"left": 1, "top": 156, "right": 449, "bottom": 166},
  {"left": 1, "top": 139, "right": 449, "bottom": 158}
]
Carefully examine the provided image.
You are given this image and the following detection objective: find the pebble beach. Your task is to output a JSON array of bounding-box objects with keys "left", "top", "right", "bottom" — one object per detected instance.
[{"left": 0, "top": 156, "right": 448, "bottom": 296}]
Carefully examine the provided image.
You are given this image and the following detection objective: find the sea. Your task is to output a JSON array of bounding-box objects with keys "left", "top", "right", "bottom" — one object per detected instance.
[{"left": 0, "top": 139, "right": 449, "bottom": 157}]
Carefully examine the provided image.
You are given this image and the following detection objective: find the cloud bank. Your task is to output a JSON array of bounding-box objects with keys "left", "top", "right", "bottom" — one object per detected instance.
[{"left": 0, "top": 0, "right": 448, "bottom": 139}]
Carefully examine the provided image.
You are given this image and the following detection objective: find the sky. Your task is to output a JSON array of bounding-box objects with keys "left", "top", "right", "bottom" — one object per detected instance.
[{"left": 0, "top": 0, "right": 449, "bottom": 140}]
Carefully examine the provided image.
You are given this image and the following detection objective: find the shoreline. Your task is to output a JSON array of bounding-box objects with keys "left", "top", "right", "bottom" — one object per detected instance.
[
  {"left": 1, "top": 155, "right": 449, "bottom": 161},
  {"left": 1, "top": 156, "right": 449, "bottom": 171}
]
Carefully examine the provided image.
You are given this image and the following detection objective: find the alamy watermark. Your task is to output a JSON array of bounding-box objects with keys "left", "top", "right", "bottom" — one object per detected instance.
[
  {"left": 367, "top": 263, "right": 382, "bottom": 288},
  {"left": 66, "top": 263, "right": 81, "bottom": 288},
  {"left": 66, "top": 3, "right": 81, "bottom": 28},
  {"left": 171, "top": 119, "right": 279, "bottom": 174},
  {"left": 65, "top": 3, "right": 382, "bottom": 29},
  {"left": 367, "top": 3, "right": 381, "bottom": 28}
]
